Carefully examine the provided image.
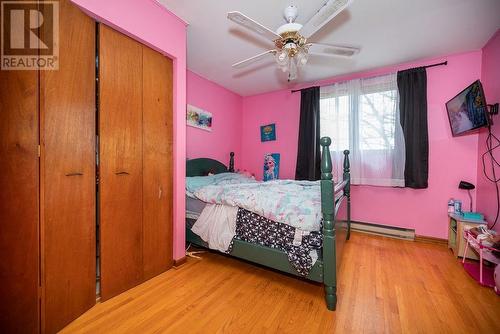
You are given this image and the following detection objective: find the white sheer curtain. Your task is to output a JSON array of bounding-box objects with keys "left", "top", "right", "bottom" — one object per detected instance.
[{"left": 320, "top": 73, "right": 406, "bottom": 187}]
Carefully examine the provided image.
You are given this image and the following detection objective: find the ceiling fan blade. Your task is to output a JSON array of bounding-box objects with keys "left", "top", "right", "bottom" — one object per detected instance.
[
  {"left": 228, "top": 11, "right": 281, "bottom": 42},
  {"left": 232, "top": 50, "right": 276, "bottom": 69},
  {"left": 300, "top": 0, "right": 353, "bottom": 39},
  {"left": 308, "top": 43, "right": 360, "bottom": 57}
]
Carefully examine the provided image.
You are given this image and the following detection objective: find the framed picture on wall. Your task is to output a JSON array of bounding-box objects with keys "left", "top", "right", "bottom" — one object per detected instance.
[
  {"left": 263, "top": 153, "right": 280, "bottom": 181},
  {"left": 260, "top": 123, "right": 276, "bottom": 142},
  {"left": 187, "top": 104, "right": 213, "bottom": 131}
]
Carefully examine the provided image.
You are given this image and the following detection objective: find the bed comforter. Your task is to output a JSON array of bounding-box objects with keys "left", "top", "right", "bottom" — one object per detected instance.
[{"left": 193, "top": 179, "right": 322, "bottom": 232}]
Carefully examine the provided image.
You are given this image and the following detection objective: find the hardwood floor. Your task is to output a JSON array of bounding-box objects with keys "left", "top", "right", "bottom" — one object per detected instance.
[{"left": 62, "top": 232, "right": 500, "bottom": 333}]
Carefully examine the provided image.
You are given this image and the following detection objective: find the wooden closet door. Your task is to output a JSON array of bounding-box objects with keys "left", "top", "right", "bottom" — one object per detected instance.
[
  {"left": 99, "top": 24, "right": 144, "bottom": 300},
  {"left": 142, "top": 47, "right": 174, "bottom": 280},
  {"left": 0, "top": 70, "right": 39, "bottom": 333},
  {"left": 39, "top": 0, "right": 96, "bottom": 332}
]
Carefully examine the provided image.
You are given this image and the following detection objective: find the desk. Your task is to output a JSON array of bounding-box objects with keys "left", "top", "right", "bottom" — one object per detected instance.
[{"left": 447, "top": 213, "right": 486, "bottom": 260}]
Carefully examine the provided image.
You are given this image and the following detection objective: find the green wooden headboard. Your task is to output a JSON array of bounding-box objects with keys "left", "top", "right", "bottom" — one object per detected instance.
[{"left": 186, "top": 152, "right": 234, "bottom": 177}]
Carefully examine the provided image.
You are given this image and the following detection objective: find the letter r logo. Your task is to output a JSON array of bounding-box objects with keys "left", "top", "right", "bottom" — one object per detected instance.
[
  {"left": 9, "top": 8, "right": 48, "bottom": 50},
  {"left": 2, "top": 1, "right": 56, "bottom": 56}
]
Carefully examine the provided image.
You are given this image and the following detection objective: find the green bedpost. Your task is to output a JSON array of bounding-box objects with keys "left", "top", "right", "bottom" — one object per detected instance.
[
  {"left": 343, "top": 150, "right": 351, "bottom": 240},
  {"left": 320, "top": 137, "right": 337, "bottom": 311},
  {"left": 229, "top": 152, "right": 235, "bottom": 172}
]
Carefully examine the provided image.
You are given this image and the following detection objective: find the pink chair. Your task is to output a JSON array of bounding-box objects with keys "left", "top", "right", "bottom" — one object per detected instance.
[{"left": 462, "top": 230, "right": 500, "bottom": 289}]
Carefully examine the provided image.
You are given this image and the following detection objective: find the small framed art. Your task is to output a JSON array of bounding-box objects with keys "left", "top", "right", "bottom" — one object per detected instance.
[
  {"left": 260, "top": 123, "right": 276, "bottom": 142},
  {"left": 187, "top": 104, "right": 213, "bottom": 131}
]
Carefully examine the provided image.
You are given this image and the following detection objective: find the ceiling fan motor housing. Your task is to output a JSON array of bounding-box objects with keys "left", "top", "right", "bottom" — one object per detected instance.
[
  {"left": 276, "top": 22, "right": 303, "bottom": 35},
  {"left": 276, "top": 6, "right": 304, "bottom": 55},
  {"left": 275, "top": 30, "right": 306, "bottom": 57}
]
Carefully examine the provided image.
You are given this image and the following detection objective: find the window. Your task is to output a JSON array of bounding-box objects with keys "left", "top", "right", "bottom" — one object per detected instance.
[{"left": 320, "top": 73, "right": 405, "bottom": 187}]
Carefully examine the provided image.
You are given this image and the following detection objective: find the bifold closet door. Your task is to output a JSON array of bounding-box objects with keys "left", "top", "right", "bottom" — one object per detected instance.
[
  {"left": 142, "top": 47, "right": 174, "bottom": 280},
  {"left": 40, "top": 0, "right": 96, "bottom": 332},
  {"left": 99, "top": 24, "right": 144, "bottom": 300},
  {"left": 0, "top": 70, "right": 40, "bottom": 332}
]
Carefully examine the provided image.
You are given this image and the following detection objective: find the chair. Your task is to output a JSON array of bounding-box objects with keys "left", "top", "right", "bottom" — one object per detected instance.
[{"left": 462, "top": 229, "right": 500, "bottom": 287}]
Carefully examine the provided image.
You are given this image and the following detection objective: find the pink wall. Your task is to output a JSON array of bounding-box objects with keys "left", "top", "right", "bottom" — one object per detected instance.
[
  {"left": 242, "top": 51, "right": 483, "bottom": 239},
  {"left": 71, "top": 0, "right": 188, "bottom": 260},
  {"left": 477, "top": 30, "right": 500, "bottom": 233},
  {"left": 187, "top": 71, "right": 243, "bottom": 168}
]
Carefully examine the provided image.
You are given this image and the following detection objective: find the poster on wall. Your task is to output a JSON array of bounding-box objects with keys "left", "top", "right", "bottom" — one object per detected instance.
[
  {"left": 263, "top": 153, "right": 280, "bottom": 181},
  {"left": 260, "top": 123, "right": 276, "bottom": 142},
  {"left": 187, "top": 104, "right": 213, "bottom": 131}
]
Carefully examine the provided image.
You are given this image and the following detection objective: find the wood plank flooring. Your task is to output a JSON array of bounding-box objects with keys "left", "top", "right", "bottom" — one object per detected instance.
[{"left": 62, "top": 232, "right": 500, "bottom": 333}]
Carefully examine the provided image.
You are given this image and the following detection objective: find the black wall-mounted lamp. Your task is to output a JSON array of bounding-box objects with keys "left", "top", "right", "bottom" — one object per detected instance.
[{"left": 458, "top": 181, "right": 475, "bottom": 212}]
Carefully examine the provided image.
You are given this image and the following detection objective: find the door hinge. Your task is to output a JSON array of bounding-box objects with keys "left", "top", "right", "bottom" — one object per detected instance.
[{"left": 38, "top": 145, "right": 41, "bottom": 157}]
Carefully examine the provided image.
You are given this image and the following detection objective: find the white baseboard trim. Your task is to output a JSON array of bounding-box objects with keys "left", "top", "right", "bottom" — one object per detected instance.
[{"left": 350, "top": 221, "right": 415, "bottom": 240}]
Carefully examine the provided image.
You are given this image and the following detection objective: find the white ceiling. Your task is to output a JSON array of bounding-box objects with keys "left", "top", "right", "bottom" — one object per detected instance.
[{"left": 158, "top": 0, "right": 500, "bottom": 96}]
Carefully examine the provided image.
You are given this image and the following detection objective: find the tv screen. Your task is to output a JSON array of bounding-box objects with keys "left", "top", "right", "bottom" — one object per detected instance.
[{"left": 446, "top": 80, "right": 489, "bottom": 136}]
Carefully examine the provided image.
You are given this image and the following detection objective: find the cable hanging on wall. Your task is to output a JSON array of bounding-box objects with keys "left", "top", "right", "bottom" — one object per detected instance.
[{"left": 482, "top": 103, "right": 499, "bottom": 229}]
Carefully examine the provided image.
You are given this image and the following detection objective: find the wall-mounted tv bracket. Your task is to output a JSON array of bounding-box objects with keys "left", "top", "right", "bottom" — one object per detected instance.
[
  {"left": 488, "top": 103, "right": 499, "bottom": 115},
  {"left": 487, "top": 103, "right": 499, "bottom": 125}
]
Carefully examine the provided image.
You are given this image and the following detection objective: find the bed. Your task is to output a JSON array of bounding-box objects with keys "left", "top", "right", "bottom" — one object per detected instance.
[{"left": 185, "top": 137, "right": 351, "bottom": 311}]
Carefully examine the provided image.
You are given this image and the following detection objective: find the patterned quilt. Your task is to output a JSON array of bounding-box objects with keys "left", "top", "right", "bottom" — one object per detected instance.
[
  {"left": 228, "top": 208, "right": 323, "bottom": 276},
  {"left": 193, "top": 179, "right": 322, "bottom": 231}
]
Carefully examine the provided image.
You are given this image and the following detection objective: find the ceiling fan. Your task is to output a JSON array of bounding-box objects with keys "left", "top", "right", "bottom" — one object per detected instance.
[{"left": 228, "top": 0, "right": 360, "bottom": 81}]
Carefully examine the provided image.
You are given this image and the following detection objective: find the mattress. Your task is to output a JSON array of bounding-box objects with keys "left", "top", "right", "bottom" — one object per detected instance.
[{"left": 186, "top": 195, "right": 206, "bottom": 219}]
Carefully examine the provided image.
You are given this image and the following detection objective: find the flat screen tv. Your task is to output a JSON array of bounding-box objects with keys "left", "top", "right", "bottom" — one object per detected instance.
[{"left": 446, "top": 80, "right": 489, "bottom": 136}]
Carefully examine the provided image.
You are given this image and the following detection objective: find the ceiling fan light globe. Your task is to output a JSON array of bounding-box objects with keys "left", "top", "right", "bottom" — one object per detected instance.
[
  {"left": 277, "top": 50, "right": 287, "bottom": 62},
  {"left": 297, "top": 52, "right": 308, "bottom": 66},
  {"left": 288, "top": 57, "right": 298, "bottom": 80}
]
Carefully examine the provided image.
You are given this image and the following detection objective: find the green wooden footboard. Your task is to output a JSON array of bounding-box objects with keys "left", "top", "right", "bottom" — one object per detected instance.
[{"left": 185, "top": 137, "right": 351, "bottom": 311}]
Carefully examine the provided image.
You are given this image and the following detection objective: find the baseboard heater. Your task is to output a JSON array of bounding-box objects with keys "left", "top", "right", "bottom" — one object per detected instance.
[{"left": 350, "top": 221, "right": 415, "bottom": 240}]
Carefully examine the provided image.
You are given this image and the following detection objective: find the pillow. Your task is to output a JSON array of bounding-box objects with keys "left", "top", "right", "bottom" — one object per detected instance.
[
  {"left": 186, "top": 172, "right": 256, "bottom": 194},
  {"left": 186, "top": 175, "right": 218, "bottom": 194}
]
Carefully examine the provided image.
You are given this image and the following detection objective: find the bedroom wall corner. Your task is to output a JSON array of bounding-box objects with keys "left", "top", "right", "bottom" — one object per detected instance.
[
  {"left": 241, "top": 90, "right": 301, "bottom": 180},
  {"left": 70, "top": 0, "right": 188, "bottom": 260},
  {"left": 240, "top": 51, "right": 483, "bottom": 239},
  {"left": 477, "top": 29, "right": 500, "bottom": 233},
  {"left": 187, "top": 70, "right": 243, "bottom": 168}
]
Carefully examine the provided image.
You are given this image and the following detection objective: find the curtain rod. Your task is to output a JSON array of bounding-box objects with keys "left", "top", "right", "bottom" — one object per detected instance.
[{"left": 291, "top": 60, "right": 448, "bottom": 93}]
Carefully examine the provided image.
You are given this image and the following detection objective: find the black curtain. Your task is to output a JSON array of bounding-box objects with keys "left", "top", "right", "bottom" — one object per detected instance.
[
  {"left": 295, "top": 87, "right": 321, "bottom": 181},
  {"left": 397, "top": 68, "right": 429, "bottom": 189}
]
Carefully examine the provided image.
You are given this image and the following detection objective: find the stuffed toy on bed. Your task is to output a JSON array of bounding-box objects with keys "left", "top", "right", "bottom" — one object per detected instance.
[{"left": 236, "top": 169, "right": 255, "bottom": 179}]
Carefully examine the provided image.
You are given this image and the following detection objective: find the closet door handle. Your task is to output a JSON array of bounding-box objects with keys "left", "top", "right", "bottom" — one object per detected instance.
[
  {"left": 65, "top": 172, "right": 83, "bottom": 176},
  {"left": 115, "top": 171, "right": 130, "bottom": 176},
  {"left": 158, "top": 185, "right": 163, "bottom": 199}
]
